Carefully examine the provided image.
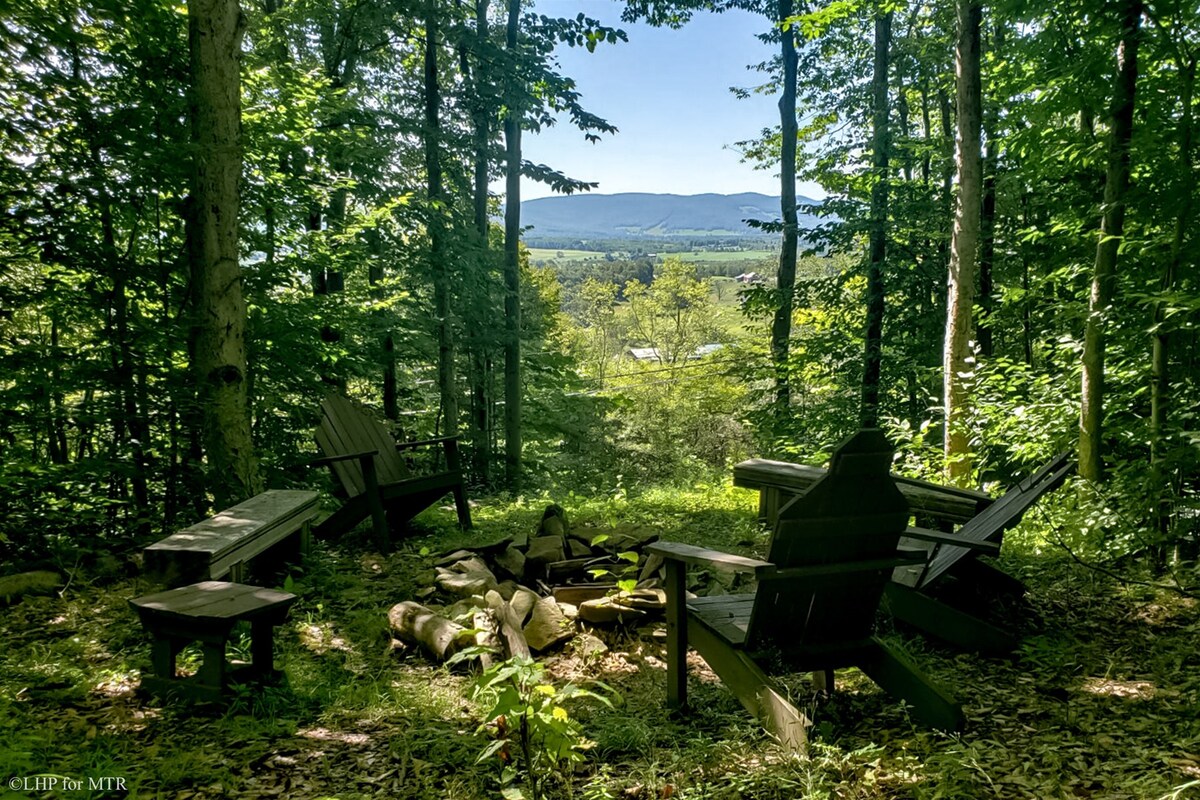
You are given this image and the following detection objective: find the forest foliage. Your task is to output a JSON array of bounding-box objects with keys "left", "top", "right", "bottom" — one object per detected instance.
[{"left": 0, "top": 0, "right": 1197, "bottom": 579}]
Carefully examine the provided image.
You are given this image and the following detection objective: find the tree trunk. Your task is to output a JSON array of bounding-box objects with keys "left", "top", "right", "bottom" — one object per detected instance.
[
  {"left": 503, "top": 0, "right": 522, "bottom": 489},
  {"left": 977, "top": 25, "right": 1002, "bottom": 360},
  {"left": 861, "top": 9, "right": 891, "bottom": 428},
  {"left": 1079, "top": 0, "right": 1143, "bottom": 482},
  {"left": 426, "top": 3, "right": 457, "bottom": 439},
  {"left": 188, "top": 0, "right": 261, "bottom": 507},
  {"left": 770, "top": 0, "right": 799, "bottom": 420},
  {"left": 470, "top": 0, "right": 493, "bottom": 484},
  {"left": 943, "top": 0, "right": 982, "bottom": 485},
  {"left": 1153, "top": 55, "right": 1194, "bottom": 555}
]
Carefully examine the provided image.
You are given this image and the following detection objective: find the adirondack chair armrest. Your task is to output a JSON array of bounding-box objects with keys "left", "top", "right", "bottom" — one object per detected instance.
[
  {"left": 309, "top": 450, "right": 379, "bottom": 468},
  {"left": 394, "top": 435, "right": 460, "bottom": 452},
  {"left": 903, "top": 526, "right": 1002, "bottom": 556},
  {"left": 394, "top": 435, "right": 462, "bottom": 471},
  {"left": 758, "top": 551, "right": 925, "bottom": 581},
  {"left": 647, "top": 541, "right": 772, "bottom": 575}
]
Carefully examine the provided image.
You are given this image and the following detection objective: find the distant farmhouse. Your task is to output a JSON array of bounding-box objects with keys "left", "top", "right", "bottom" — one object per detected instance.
[
  {"left": 735, "top": 272, "right": 765, "bottom": 284},
  {"left": 628, "top": 344, "right": 723, "bottom": 363}
]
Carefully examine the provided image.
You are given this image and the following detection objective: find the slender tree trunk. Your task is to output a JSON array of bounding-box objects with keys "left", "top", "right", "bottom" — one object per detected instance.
[
  {"left": 426, "top": 4, "right": 457, "bottom": 438},
  {"left": 48, "top": 320, "right": 68, "bottom": 464},
  {"left": 503, "top": 0, "right": 523, "bottom": 489},
  {"left": 895, "top": 14, "right": 913, "bottom": 184},
  {"left": 188, "top": 0, "right": 261, "bottom": 507},
  {"left": 771, "top": 0, "right": 799, "bottom": 421},
  {"left": 978, "top": 27, "right": 1001, "bottom": 359},
  {"left": 861, "top": 9, "right": 892, "bottom": 429},
  {"left": 1079, "top": 0, "right": 1143, "bottom": 482},
  {"left": 1153, "top": 55, "right": 1194, "bottom": 554},
  {"left": 1021, "top": 194, "right": 1034, "bottom": 366},
  {"left": 944, "top": 0, "right": 982, "bottom": 484},
  {"left": 920, "top": 79, "right": 932, "bottom": 186},
  {"left": 470, "top": 0, "right": 493, "bottom": 484}
]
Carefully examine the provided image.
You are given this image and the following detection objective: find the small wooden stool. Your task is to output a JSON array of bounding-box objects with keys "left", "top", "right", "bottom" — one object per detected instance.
[{"left": 129, "top": 581, "right": 297, "bottom": 702}]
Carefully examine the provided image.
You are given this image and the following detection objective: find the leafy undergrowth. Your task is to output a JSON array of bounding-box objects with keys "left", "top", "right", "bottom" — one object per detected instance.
[{"left": 2, "top": 482, "right": 1199, "bottom": 799}]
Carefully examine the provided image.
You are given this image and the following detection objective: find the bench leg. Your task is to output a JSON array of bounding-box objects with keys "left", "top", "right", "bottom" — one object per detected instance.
[
  {"left": 299, "top": 520, "right": 312, "bottom": 558},
  {"left": 196, "top": 637, "right": 227, "bottom": 691},
  {"left": 250, "top": 620, "right": 277, "bottom": 677},
  {"left": 150, "top": 636, "right": 184, "bottom": 679},
  {"left": 812, "top": 669, "right": 835, "bottom": 694},
  {"left": 664, "top": 560, "right": 688, "bottom": 710}
]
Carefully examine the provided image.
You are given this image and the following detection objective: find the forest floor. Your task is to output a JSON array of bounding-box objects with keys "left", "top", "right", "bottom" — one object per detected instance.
[{"left": 2, "top": 483, "right": 1199, "bottom": 800}]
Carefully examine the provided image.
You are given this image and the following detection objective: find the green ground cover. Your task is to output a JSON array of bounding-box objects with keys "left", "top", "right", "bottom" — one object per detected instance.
[
  {"left": 1, "top": 482, "right": 1198, "bottom": 799},
  {"left": 528, "top": 249, "right": 606, "bottom": 263},
  {"left": 526, "top": 249, "right": 773, "bottom": 266}
]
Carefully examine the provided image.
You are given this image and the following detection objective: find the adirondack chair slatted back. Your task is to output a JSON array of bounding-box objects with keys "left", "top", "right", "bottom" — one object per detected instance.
[
  {"left": 316, "top": 394, "right": 411, "bottom": 497},
  {"left": 747, "top": 429, "right": 909, "bottom": 655},
  {"left": 919, "top": 452, "right": 1073, "bottom": 587}
]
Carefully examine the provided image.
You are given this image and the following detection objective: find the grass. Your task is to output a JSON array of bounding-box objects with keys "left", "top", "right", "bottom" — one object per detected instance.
[
  {"left": 674, "top": 249, "right": 774, "bottom": 264},
  {"left": 526, "top": 248, "right": 775, "bottom": 266},
  {"left": 2, "top": 481, "right": 1199, "bottom": 799},
  {"left": 528, "top": 248, "right": 604, "bottom": 263}
]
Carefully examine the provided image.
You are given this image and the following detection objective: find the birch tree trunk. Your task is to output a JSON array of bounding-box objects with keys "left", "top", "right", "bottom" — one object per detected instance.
[
  {"left": 188, "top": 0, "right": 261, "bottom": 507},
  {"left": 1079, "top": 0, "right": 1143, "bottom": 482},
  {"left": 943, "top": 0, "right": 982, "bottom": 484}
]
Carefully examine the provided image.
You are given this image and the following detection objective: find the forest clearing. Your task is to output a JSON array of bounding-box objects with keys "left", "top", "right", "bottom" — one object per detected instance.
[
  {"left": 3, "top": 487, "right": 1200, "bottom": 800},
  {"left": 2, "top": 0, "right": 1199, "bottom": 798}
]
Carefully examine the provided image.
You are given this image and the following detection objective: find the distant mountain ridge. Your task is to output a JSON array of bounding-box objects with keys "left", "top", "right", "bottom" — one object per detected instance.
[{"left": 517, "top": 191, "right": 822, "bottom": 240}]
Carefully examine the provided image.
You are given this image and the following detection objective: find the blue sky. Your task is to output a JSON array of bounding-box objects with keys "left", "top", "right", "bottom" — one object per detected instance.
[{"left": 513, "top": 0, "right": 826, "bottom": 200}]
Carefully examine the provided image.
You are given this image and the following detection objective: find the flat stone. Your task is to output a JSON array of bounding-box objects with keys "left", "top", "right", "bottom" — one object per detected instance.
[
  {"left": 578, "top": 597, "right": 648, "bottom": 625},
  {"left": 435, "top": 562, "right": 497, "bottom": 597},
  {"left": 525, "top": 535, "right": 566, "bottom": 566},
  {"left": 572, "top": 632, "right": 608, "bottom": 659},
  {"left": 545, "top": 558, "right": 592, "bottom": 583},
  {"left": 539, "top": 505, "right": 569, "bottom": 537},
  {"left": 472, "top": 535, "right": 514, "bottom": 554},
  {"left": 552, "top": 584, "right": 612, "bottom": 606},
  {"left": 638, "top": 552, "right": 665, "bottom": 582},
  {"left": 435, "top": 549, "right": 475, "bottom": 567},
  {"left": 445, "top": 596, "right": 486, "bottom": 620},
  {"left": 449, "top": 555, "right": 493, "bottom": 575},
  {"left": 494, "top": 546, "right": 526, "bottom": 580},
  {"left": 573, "top": 526, "right": 659, "bottom": 554},
  {"left": 622, "top": 589, "right": 666, "bottom": 611},
  {"left": 568, "top": 538, "right": 593, "bottom": 559},
  {"left": 509, "top": 587, "right": 540, "bottom": 627},
  {"left": 523, "top": 598, "right": 574, "bottom": 652}
]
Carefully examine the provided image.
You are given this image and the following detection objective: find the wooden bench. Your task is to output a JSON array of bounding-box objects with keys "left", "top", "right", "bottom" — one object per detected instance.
[
  {"left": 733, "top": 458, "right": 992, "bottom": 528},
  {"left": 129, "top": 581, "right": 297, "bottom": 701},
  {"left": 144, "top": 490, "right": 320, "bottom": 588}
]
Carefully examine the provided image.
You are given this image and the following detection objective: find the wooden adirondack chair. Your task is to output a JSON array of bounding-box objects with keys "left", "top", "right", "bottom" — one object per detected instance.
[
  {"left": 885, "top": 452, "right": 1074, "bottom": 653},
  {"left": 312, "top": 394, "right": 471, "bottom": 547},
  {"left": 650, "top": 429, "right": 963, "bottom": 751}
]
